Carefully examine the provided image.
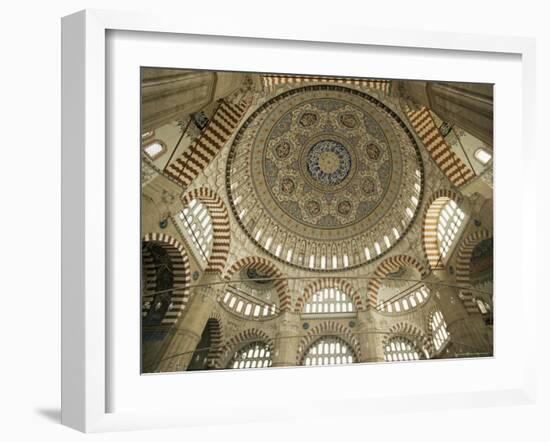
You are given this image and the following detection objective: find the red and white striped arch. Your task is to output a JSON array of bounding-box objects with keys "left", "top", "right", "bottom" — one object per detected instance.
[
  {"left": 422, "top": 189, "right": 463, "bottom": 270},
  {"left": 366, "top": 254, "right": 428, "bottom": 309},
  {"left": 142, "top": 232, "right": 191, "bottom": 325},
  {"left": 223, "top": 256, "right": 291, "bottom": 312},
  {"left": 382, "top": 321, "right": 433, "bottom": 357},
  {"left": 295, "top": 278, "right": 364, "bottom": 313},
  {"left": 296, "top": 320, "right": 361, "bottom": 365},
  {"left": 454, "top": 229, "right": 493, "bottom": 314},
  {"left": 181, "top": 187, "right": 231, "bottom": 274},
  {"left": 214, "top": 328, "right": 274, "bottom": 369}
]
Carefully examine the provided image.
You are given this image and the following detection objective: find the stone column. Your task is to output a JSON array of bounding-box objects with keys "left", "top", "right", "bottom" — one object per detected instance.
[
  {"left": 357, "top": 311, "right": 385, "bottom": 363},
  {"left": 271, "top": 312, "right": 302, "bottom": 367},
  {"left": 429, "top": 271, "right": 492, "bottom": 357},
  {"left": 155, "top": 272, "right": 222, "bottom": 372},
  {"left": 141, "top": 69, "right": 245, "bottom": 132},
  {"left": 397, "top": 80, "right": 493, "bottom": 147}
]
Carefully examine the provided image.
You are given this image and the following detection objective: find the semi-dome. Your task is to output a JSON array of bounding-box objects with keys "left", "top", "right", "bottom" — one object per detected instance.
[{"left": 226, "top": 85, "right": 424, "bottom": 270}]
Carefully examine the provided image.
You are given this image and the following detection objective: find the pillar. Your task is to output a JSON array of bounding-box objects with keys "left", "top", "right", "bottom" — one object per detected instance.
[
  {"left": 141, "top": 69, "right": 245, "bottom": 132},
  {"left": 271, "top": 312, "right": 302, "bottom": 367},
  {"left": 357, "top": 311, "right": 385, "bottom": 363},
  {"left": 429, "top": 271, "right": 492, "bottom": 357},
  {"left": 155, "top": 272, "right": 222, "bottom": 372},
  {"left": 397, "top": 80, "right": 493, "bottom": 147}
]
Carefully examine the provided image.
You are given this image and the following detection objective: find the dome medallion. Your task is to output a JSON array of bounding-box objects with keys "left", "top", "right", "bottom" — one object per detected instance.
[
  {"left": 226, "top": 85, "right": 424, "bottom": 271},
  {"left": 306, "top": 139, "right": 352, "bottom": 186}
]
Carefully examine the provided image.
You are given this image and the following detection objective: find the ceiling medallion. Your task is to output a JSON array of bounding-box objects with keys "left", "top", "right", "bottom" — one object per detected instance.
[
  {"left": 306, "top": 139, "right": 351, "bottom": 187},
  {"left": 226, "top": 85, "right": 424, "bottom": 271}
]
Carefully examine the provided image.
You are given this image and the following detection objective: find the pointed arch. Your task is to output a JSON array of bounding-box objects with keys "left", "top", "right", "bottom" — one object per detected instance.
[
  {"left": 297, "top": 321, "right": 361, "bottom": 364},
  {"left": 223, "top": 256, "right": 291, "bottom": 312},
  {"left": 366, "top": 254, "right": 428, "bottom": 309},
  {"left": 142, "top": 232, "right": 191, "bottom": 325},
  {"left": 214, "top": 328, "right": 274, "bottom": 369},
  {"left": 181, "top": 187, "right": 231, "bottom": 273},
  {"left": 382, "top": 321, "right": 432, "bottom": 357},
  {"left": 295, "top": 278, "right": 363, "bottom": 313},
  {"left": 455, "top": 229, "right": 493, "bottom": 314},
  {"left": 422, "top": 189, "right": 463, "bottom": 270}
]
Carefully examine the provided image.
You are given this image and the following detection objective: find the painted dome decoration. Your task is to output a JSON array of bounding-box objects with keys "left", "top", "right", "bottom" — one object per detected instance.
[{"left": 226, "top": 85, "right": 424, "bottom": 270}]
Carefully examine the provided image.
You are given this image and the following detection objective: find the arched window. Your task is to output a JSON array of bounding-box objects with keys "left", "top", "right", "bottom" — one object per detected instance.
[
  {"left": 379, "top": 285, "right": 430, "bottom": 313},
  {"left": 384, "top": 337, "right": 421, "bottom": 362},
  {"left": 474, "top": 148, "right": 492, "bottom": 165},
  {"left": 179, "top": 199, "right": 213, "bottom": 262},
  {"left": 222, "top": 290, "right": 277, "bottom": 318},
  {"left": 303, "top": 287, "right": 355, "bottom": 314},
  {"left": 303, "top": 336, "right": 356, "bottom": 366},
  {"left": 228, "top": 342, "right": 272, "bottom": 369},
  {"left": 437, "top": 200, "right": 465, "bottom": 258},
  {"left": 143, "top": 140, "right": 166, "bottom": 160},
  {"left": 430, "top": 310, "right": 450, "bottom": 351}
]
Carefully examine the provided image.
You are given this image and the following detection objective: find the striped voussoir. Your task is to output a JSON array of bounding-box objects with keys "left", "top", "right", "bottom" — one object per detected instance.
[
  {"left": 422, "top": 189, "right": 463, "bottom": 270},
  {"left": 366, "top": 254, "right": 428, "bottom": 310},
  {"left": 214, "top": 328, "right": 274, "bottom": 369},
  {"left": 204, "top": 312, "right": 224, "bottom": 369},
  {"left": 455, "top": 229, "right": 493, "bottom": 314},
  {"left": 142, "top": 232, "right": 191, "bottom": 325},
  {"left": 223, "top": 256, "right": 291, "bottom": 312},
  {"left": 181, "top": 187, "right": 230, "bottom": 273},
  {"left": 295, "top": 278, "right": 364, "bottom": 313},
  {"left": 165, "top": 99, "right": 248, "bottom": 188},
  {"left": 406, "top": 107, "right": 475, "bottom": 187},
  {"left": 296, "top": 321, "right": 361, "bottom": 364},
  {"left": 383, "top": 322, "right": 433, "bottom": 357},
  {"left": 261, "top": 74, "right": 391, "bottom": 94},
  {"left": 141, "top": 244, "right": 157, "bottom": 315}
]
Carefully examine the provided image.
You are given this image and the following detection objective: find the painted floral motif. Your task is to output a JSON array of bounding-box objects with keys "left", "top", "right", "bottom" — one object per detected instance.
[
  {"left": 280, "top": 177, "right": 296, "bottom": 194},
  {"left": 305, "top": 200, "right": 321, "bottom": 215},
  {"left": 339, "top": 113, "right": 357, "bottom": 128},
  {"left": 274, "top": 141, "right": 291, "bottom": 159},
  {"left": 299, "top": 112, "right": 319, "bottom": 127},
  {"left": 337, "top": 200, "right": 352, "bottom": 216},
  {"left": 366, "top": 143, "right": 381, "bottom": 161}
]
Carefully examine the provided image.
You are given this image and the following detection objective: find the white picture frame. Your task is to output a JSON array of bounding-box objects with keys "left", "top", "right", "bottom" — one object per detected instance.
[{"left": 61, "top": 9, "right": 537, "bottom": 433}]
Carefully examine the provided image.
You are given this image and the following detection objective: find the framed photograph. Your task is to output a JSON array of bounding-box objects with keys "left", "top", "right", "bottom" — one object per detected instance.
[{"left": 61, "top": 9, "right": 537, "bottom": 433}]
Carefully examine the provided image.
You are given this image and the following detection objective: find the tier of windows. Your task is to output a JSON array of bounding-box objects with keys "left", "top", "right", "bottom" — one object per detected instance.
[
  {"left": 378, "top": 285, "right": 430, "bottom": 313},
  {"left": 303, "top": 287, "right": 355, "bottom": 314},
  {"left": 229, "top": 342, "right": 272, "bottom": 369},
  {"left": 437, "top": 200, "right": 465, "bottom": 259},
  {"left": 229, "top": 168, "right": 422, "bottom": 270},
  {"left": 179, "top": 199, "right": 213, "bottom": 263},
  {"left": 222, "top": 289, "right": 278, "bottom": 319},
  {"left": 430, "top": 310, "right": 450, "bottom": 351},
  {"left": 384, "top": 337, "right": 421, "bottom": 362},
  {"left": 303, "top": 336, "right": 356, "bottom": 366}
]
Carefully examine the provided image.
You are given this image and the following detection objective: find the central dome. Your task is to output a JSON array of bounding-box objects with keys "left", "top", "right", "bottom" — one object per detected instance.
[{"left": 226, "top": 85, "right": 424, "bottom": 270}]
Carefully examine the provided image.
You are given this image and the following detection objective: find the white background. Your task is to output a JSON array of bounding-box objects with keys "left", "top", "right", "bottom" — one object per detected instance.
[{"left": 0, "top": 0, "right": 547, "bottom": 440}]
